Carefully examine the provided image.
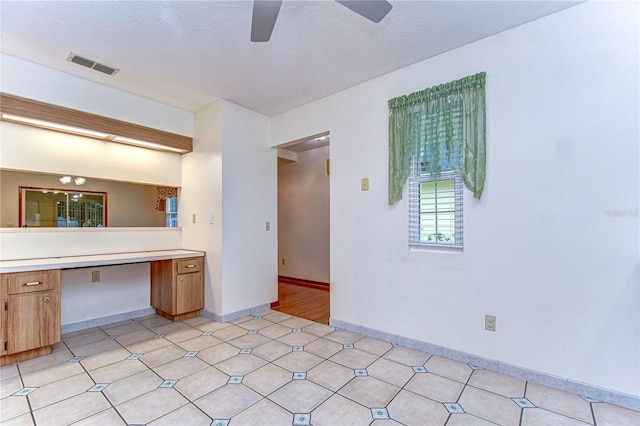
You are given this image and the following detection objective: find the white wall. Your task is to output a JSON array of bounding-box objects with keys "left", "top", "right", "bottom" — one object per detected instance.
[
  {"left": 182, "top": 101, "right": 224, "bottom": 317},
  {"left": 0, "top": 54, "right": 192, "bottom": 186},
  {"left": 61, "top": 263, "right": 150, "bottom": 326},
  {"left": 182, "top": 100, "right": 277, "bottom": 319},
  {"left": 221, "top": 101, "right": 277, "bottom": 315},
  {"left": 0, "top": 228, "right": 182, "bottom": 260},
  {"left": 0, "top": 53, "right": 193, "bottom": 136},
  {"left": 0, "top": 122, "right": 182, "bottom": 187},
  {"left": 278, "top": 146, "right": 330, "bottom": 283},
  {"left": 271, "top": 1, "right": 639, "bottom": 397}
]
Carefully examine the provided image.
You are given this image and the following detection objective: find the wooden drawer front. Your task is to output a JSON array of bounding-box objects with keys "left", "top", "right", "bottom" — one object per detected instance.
[
  {"left": 3, "top": 270, "right": 59, "bottom": 295},
  {"left": 176, "top": 258, "right": 203, "bottom": 274}
]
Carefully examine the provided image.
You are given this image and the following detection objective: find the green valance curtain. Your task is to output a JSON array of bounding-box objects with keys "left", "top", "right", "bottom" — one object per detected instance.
[{"left": 388, "top": 72, "right": 486, "bottom": 204}]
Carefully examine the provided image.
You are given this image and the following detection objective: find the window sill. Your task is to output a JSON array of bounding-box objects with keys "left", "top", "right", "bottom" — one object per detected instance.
[{"left": 409, "top": 243, "right": 463, "bottom": 254}]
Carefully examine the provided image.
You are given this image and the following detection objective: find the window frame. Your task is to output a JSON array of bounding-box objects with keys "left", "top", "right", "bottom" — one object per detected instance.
[{"left": 408, "top": 157, "right": 464, "bottom": 249}]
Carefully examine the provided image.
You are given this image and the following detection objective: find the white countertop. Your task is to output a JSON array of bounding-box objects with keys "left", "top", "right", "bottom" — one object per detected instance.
[{"left": 0, "top": 249, "right": 205, "bottom": 273}]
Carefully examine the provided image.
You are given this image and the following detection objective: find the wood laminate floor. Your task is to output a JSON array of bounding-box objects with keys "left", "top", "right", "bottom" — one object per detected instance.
[{"left": 273, "top": 281, "right": 330, "bottom": 325}]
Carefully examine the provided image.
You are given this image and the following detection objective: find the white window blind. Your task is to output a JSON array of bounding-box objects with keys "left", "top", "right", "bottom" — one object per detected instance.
[{"left": 408, "top": 159, "right": 463, "bottom": 247}]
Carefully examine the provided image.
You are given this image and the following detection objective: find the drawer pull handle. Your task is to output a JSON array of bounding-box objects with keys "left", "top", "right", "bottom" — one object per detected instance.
[
  {"left": 185, "top": 264, "right": 196, "bottom": 268},
  {"left": 44, "top": 297, "right": 51, "bottom": 303},
  {"left": 24, "top": 281, "right": 42, "bottom": 286}
]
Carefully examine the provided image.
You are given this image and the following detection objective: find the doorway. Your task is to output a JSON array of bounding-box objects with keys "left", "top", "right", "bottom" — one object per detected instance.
[{"left": 274, "top": 133, "right": 330, "bottom": 324}]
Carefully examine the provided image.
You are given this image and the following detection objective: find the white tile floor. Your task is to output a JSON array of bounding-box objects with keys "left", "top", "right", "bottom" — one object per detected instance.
[{"left": 1, "top": 311, "right": 638, "bottom": 425}]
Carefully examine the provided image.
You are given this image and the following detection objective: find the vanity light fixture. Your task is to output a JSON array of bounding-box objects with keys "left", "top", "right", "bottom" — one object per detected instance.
[
  {"left": 111, "top": 136, "right": 188, "bottom": 153},
  {"left": 2, "top": 113, "right": 110, "bottom": 139},
  {"left": 59, "top": 176, "right": 86, "bottom": 185}
]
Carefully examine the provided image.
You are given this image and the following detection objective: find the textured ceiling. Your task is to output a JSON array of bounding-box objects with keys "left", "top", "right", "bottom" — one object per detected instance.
[{"left": 0, "top": 1, "right": 579, "bottom": 117}]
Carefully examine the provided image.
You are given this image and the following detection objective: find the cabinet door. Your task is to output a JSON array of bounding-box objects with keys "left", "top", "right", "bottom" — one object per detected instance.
[
  {"left": 175, "top": 272, "right": 203, "bottom": 314},
  {"left": 6, "top": 291, "right": 60, "bottom": 354}
]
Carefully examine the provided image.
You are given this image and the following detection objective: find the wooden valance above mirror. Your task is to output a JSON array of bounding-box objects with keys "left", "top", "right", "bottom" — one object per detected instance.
[{"left": 0, "top": 93, "right": 193, "bottom": 154}]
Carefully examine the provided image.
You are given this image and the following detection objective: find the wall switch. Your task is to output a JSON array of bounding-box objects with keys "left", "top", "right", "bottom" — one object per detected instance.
[
  {"left": 91, "top": 271, "right": 100, "bottom": 283},
  {"left": 192, "top": 213, "right": 196, "bottom": 224},
  {"left": 208, "top": 212, "right": 214, "bottom": 224},
  {"left": 265, "top": 221, "right": 270, "bottom": 231},
  {"left": 485, "top": 314, "right": 496, "bottom": 332},
  {"left": 361, "top": 178, "right": 369, "bottom": 191}
]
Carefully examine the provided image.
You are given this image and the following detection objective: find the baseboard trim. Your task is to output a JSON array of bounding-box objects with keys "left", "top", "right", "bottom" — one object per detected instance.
[
  {"left": 278, "top": 275, "right": 330, "bottom": 291},
  {"left": 330, "top": 318, "right": 640, "bottom": 411},
  {"left": 61, "top": 307, "right": 156, "bottom": 334},
  {"left": 202, "top": 303, "right": 272, "bottom": 324}
]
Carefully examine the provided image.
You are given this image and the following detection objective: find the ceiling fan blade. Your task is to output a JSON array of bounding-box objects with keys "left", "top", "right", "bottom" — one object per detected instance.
[
  {"left": 251, "top": 0, "right": 283, "bottom": 42},
  {"left": 336, "top": 0, "right": 392, "bottom": 23}
]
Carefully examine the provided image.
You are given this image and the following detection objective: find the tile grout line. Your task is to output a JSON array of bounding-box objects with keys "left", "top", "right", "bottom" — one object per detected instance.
[
  {"left": 519, "top": 381, "right": 528, "bottom": 426},
  {"left": 15, "top": 359, "right": 38, "bottom": 426}
]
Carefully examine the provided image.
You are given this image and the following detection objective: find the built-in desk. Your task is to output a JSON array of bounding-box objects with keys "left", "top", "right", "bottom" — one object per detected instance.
[
  {"left": 0, "top": 249, "right": 205, "bottom": 366},
  {"left": 0, "top": 249, "right": 205, "bottom": 273}
]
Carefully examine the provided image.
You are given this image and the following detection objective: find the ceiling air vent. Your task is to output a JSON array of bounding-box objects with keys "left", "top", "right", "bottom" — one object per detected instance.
[{"left": 67, "top": 52, "right": 119, "bottom": 76}]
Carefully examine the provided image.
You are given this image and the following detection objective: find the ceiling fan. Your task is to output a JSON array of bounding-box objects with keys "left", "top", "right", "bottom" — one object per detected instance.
[{"left": 251, "top": 0, "right": 393, "bottom": 42}]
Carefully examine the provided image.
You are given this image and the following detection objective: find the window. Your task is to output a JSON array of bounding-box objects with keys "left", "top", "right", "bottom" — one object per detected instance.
[
  {"left": 408, "top": 159, "right": 463, "bottom": 248},
  {"left": 166, "top": 195, "right": 178, "bottom": 227}
]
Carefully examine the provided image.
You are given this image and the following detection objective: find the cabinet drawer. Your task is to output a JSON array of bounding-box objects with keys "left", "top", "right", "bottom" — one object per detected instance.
[
  {"left": 176, "top": 258, "right": 202, "bottom": 274},
  {"left": 2, "top": 270, "right": 59, "bottom": 295}
]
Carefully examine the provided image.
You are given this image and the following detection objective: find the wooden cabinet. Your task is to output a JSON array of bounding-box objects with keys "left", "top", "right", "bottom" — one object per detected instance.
[
  {"left": 151, "top": 257, "right": 204, "bottom": 321},
  {"left": 1, "top": 269, "right": 61, "bottom": 366}
]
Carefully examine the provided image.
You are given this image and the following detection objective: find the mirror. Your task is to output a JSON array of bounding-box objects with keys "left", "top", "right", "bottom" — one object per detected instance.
[
  {"left": 1, "top": 169, "right": 178, "bottom": 228},
  {"left": 21, "top": 187, "right": 106, "bottom": 228}
]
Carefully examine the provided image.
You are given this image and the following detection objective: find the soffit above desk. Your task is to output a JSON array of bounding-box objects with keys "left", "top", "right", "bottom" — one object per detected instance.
[{"left": 0, "top": 93, "right": 193, "bottom": 154}]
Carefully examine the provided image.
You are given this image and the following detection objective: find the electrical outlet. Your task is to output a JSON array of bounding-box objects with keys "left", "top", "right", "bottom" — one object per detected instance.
[
  {"left": 485, "top": 314, "right": 496, "bottom": 332},
  {"left": 282, "top": 258, "right": 286, "bottom": 265},
  {"left": 265, "top": 221, "right": 270, "bottom": 231},
  {"left": 361, "top": 178, "right": 369, "bottom": 191},
  {"left": 91, "top": 271, "right": 101, "bottom": 283},
  {"left": 192, "top": 213, "right": 196, "bottom": 224}
]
